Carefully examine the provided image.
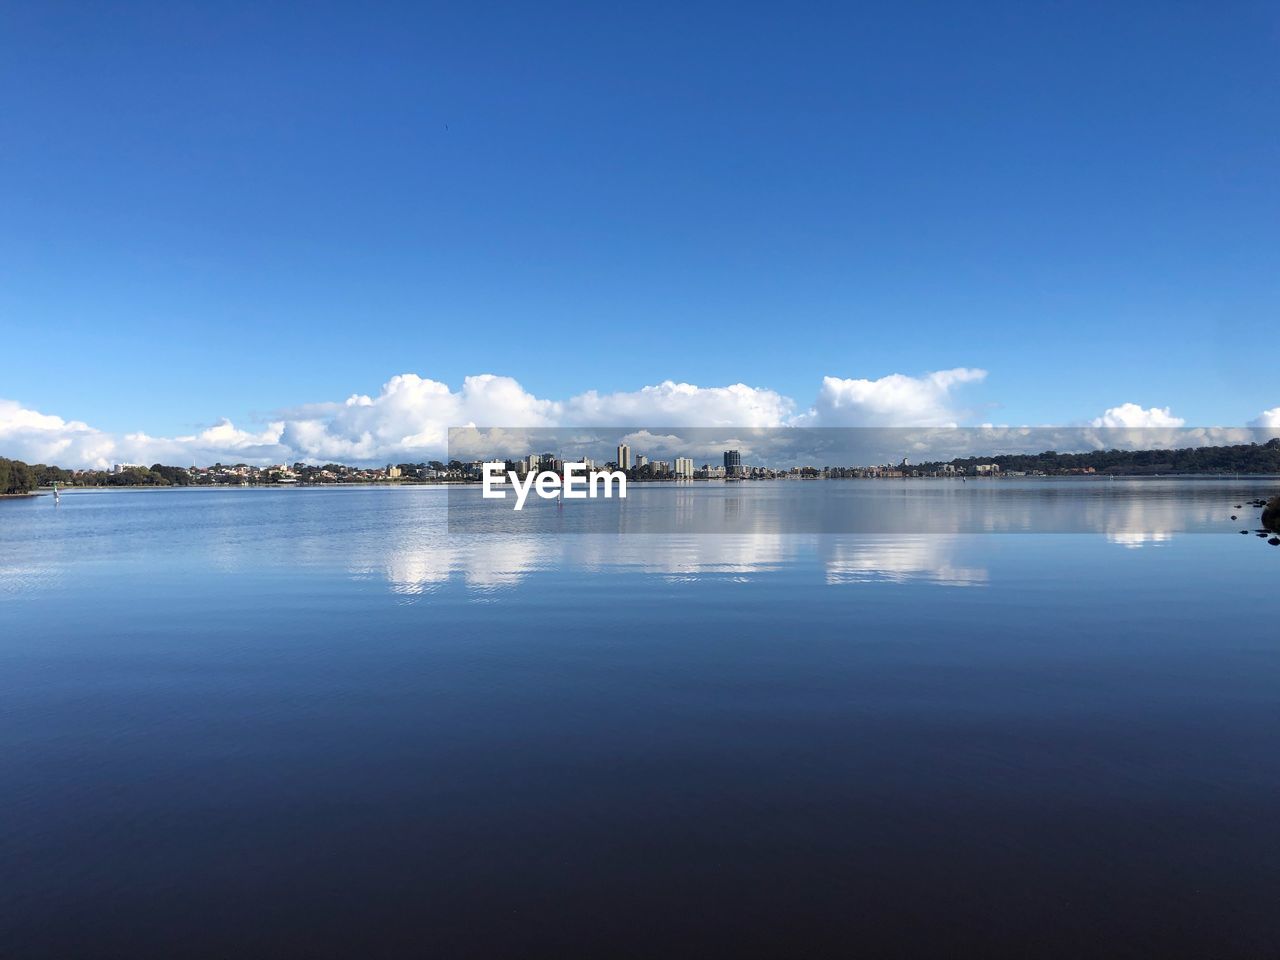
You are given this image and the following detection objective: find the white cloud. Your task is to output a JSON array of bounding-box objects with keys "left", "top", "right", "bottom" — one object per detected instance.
[
  {"left": 1089, "top": 403, "right": 1185, "bottom": 429},
  {"left": 796, "top": 368, "right": 987, "bottom": 427},
  {"left": 0, "top": 373, "right": 801, "bottom": 467},
  {"left": 1249, "top": 407, "right": 1280, "bottom": 430},
  {"left": 0, "top": 399, "right": 116, "bottom": 467},
  {"left": 563, "top": 381, "right": 794, "bottom": 427},
  {"left": 276, "top": 373, "right": 558, "bottom": 463},
  {"left": 2, "top": 370, "right": 1269, "bottom": 469},
  {"left": 0, "top": 397, "right": 293, "bottom": 469}
]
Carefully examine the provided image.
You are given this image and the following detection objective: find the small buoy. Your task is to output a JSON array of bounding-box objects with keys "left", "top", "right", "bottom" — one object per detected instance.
[{"left": 1231, "top": 515, "right": 1238, "bottom": 520}]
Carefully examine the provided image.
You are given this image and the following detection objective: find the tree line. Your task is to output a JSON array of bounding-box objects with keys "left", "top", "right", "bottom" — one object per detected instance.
[
  {"left": 1, "top": 460, "right": 208, "bottom": 493},
  {"left": 916, "top": 438, "right": 1280, "bottom": 476}
]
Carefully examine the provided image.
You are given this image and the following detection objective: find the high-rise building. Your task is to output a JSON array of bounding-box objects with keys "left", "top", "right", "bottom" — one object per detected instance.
[
  {"left": 617, "top": 443, "right": 631, "bottom": 470},
  {"left": 636, "top": 455, "right": 648, "bottom": 469},
  {"left": 723, "top": 449, "right": 742, "bottom": 476},
  {"left": 675, "top": 457, "right": 694, "bottom": 479}
]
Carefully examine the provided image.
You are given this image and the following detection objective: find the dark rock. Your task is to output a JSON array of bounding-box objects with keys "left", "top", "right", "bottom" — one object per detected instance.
[
  {"left": 1262, "top": 496, "right": 1280, "bottom": 533},
  {"left": 1231, "top": 515, "right": 1237, "bottom": 520}
]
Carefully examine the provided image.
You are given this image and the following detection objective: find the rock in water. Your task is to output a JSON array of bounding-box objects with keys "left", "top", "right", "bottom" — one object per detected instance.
[{"left": 1262, "top": 496, "right": 1280, "bottom": 533}]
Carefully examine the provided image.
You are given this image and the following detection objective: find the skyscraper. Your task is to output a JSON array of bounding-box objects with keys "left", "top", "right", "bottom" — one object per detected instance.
[
  {"left": 723, "top": 449, "right": 742, "bottom": 477},
  {"left": 617, "top": 443, "right": 631, "bottom": 470},
  {"left": 675, "top": 457, "right": 694, "bottom": 479}
]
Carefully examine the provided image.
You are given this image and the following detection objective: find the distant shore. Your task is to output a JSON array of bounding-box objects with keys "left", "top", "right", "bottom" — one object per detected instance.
[{"left": 20, "top": 474, "right": 1280, "bottom": 494}]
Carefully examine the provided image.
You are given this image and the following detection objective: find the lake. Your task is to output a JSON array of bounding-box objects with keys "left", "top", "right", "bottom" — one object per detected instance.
[{"left": 2, "top": 481, "right": 1278, "bottom": 958}]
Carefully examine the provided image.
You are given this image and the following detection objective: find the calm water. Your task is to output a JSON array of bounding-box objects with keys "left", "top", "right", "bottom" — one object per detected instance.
[{"left": 2, "top": 482, "right": 1278, "bottom": 958}]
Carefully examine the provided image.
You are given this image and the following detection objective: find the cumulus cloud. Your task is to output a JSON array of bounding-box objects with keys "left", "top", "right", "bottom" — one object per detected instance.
[
  {"left": 0, "top": 399, "right": 116, "bottom": 467},
  {"left": 3, "top": 374, "right": 799, "bottom": 468},
  {"left": 1, "top": 370, "right": 1266, "bottom": 469},
  {"left": 0, "top": 398, "right": 292, "bottom": 469},
  {"left": 796, "top": 368, "right": 987, "bottom": 428},
  {"left": 276, "top": 374, "right": 558, "bottom": 463},
  {"left": 1249, "top": 407, "right": 1280, "bottom": 430},
  {"left": 1089, "top": 403, "right": 1185, "bottom": 429},
  {"left": 563, "top": 381, "right": 794, "bottom": 427},
  {"left": 0, "top": 372, "right": 802, "bottom": 467}
]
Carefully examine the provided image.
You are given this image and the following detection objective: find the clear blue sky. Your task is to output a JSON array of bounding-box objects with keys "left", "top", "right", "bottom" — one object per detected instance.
[{"left": 2, "top": 0, "right": 1276, "bottom": 434}]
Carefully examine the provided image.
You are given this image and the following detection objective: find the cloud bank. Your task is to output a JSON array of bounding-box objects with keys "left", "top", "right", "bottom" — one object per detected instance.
[
  {"left": 1089, "top": 403, "right": 1186, "bottom": 429},
  {"left": 1, "top": 370, "right": 1276, "bottom": 468}
]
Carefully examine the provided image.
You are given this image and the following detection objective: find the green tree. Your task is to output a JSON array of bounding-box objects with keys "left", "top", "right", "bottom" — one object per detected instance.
[{"left": 0, "top": 457, "right": 37, "bottom": 494}]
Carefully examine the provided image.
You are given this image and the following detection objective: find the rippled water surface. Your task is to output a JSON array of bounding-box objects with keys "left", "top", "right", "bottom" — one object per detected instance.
[{"left": 2, "top": 482, "right": 1278, "bottom": 958}]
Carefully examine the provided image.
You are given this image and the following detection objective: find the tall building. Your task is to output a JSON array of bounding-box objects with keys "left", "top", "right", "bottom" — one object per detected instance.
[
  {"left": 723, "top": 449, "right": 742, "bottom": 477},
  {"left": 636, "top": 455, "right": 648, "bottom": 469},
  {"left": 617, "top": 443, "right": 631, "bottom": 470},
  {"left": 675, "top": 457, "right": 694, "bottom": 479}
]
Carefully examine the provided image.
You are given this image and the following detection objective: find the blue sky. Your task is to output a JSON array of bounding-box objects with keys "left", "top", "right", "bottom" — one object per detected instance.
[{"left": 1, "top": 1, "right": 1277, "bottom": 453}]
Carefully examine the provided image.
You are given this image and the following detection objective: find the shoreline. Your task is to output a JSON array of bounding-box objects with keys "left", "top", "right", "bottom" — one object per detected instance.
[{"left": 23, "top": 474, "right": 1280, "bottom": 494}]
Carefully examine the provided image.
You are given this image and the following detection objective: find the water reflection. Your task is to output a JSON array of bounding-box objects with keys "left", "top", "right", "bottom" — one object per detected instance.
[
  {"left": 1106, "top": 532, "right": 1173, "bottom": 549},
  {"left": 347, "top": 530, "right": 989, "bottom": 594},
  {"left": 448, "top": 478, "right": 1254, "bottom": 536},
  {"left": 355, "top": 537, "right": 549, "bottom": 593},
  {"left": 1, "top": 481, "right": 1268, "bottom": 600},
  {"left": 821, "top": 537, "right": 988, "bottom": 586}
]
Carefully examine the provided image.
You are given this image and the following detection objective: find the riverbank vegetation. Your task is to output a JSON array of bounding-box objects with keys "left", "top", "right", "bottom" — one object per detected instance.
[
  {"left": 919, "top": 438, "right": 1280, "bottom": 476},
  {"left": 1, "top": 458, "right": 39, "bottom": 495}
]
